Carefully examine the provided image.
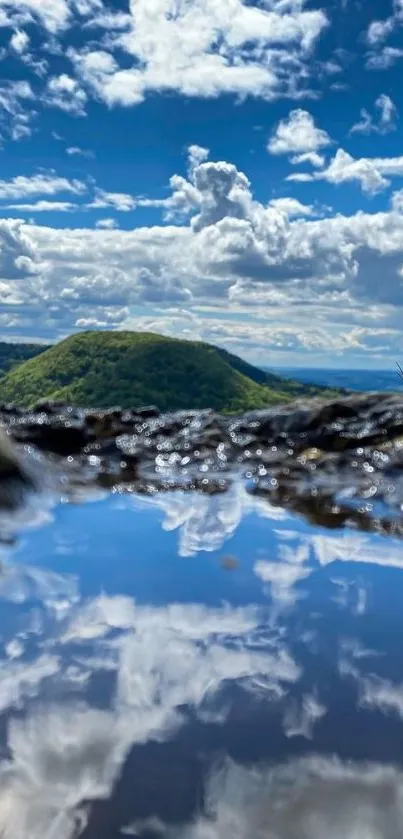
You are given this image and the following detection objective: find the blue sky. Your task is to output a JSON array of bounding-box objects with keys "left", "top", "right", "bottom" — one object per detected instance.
[{"left": 0, "top": 0, "right": 403, "bottom": 367}]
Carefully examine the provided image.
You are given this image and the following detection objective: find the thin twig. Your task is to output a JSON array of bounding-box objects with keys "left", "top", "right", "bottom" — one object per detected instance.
[{"left": 397, "top": 362, "right": 403, "bottom": 382}]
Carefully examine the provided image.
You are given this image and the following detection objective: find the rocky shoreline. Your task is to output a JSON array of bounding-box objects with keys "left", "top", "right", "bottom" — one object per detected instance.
[{"left": 1, "top": 392, "right": 403, "bottom": 536}]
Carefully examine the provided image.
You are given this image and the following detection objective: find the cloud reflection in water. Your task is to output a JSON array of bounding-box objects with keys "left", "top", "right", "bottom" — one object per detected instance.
[{"left": 0, "top": 485, "right": 400, "bottom": 837}]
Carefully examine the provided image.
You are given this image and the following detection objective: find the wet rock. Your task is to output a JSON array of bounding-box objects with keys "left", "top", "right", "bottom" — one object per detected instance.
[
  {"left": 0, "top": 427, "right": 34, "bottom": 508},
  {"left": 0, "top": 428, "right": 30, "bottom": 482},
  {"left": 12, "top": 420, "right": 92, "bottom": 455},
  {"left": 133, "top": 405, "right": 160, "bottom": 419},
  {"left": 2, "top": 392, "right": 403, "bottom": 535},
  {"left": 85, "top": 411, "right": 128, "bottom": 440},
  {"left": 34, "top": 399, "right": 67, "bottom": 415}
]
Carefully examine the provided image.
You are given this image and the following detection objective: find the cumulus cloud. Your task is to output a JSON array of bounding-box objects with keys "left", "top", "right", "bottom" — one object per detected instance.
[
  {"left": 359, "top": 674, "right": 403, "bottom": 720},
  {"left": 289, "top": 151, "right": 325, "bottom": 167},
  {"left": 0, "top": 654, "right": 59, "bottom": 714},
  {"left": 0, "top": 0, "right": 71, "bottom": 33},
  {"left": 367, "top": 17, "right": 395, "bottom": 46},
  {"left": 288, "top": 147, "right": 403, "bottom": 193},
  {"left": 366, "top": 2, "right": 403, "bottom": 69},
  {"left": 87, "top": 189, "right": 136, "bottom": 212},
  {"left": 254, "top": 555, "right": 311, "bottom": 607},
  {"left": 391, "top": 190, "right": 403, "bottom": 212},
  {"left": 137, "top": 483, "right": 287, "bottom": 557},
  {"left": 0, "top": 80, "right": 34, "bottom": 142},
  {"left": 310, "top": 530, "right": 403, "bottom": 572},
  {"left": 367, "top": 0, "right": 403, "bottom": 45},
  {"left": 268, "top": 109, "right": 331, "bottom": 155},
  {"left": 0, "top": 586, "right": 300, "bottom": 839},
  {"left": 68, "top": 1, "right": 328, "bottom": 106},
  {"left": 0, "top": 173, "right": 85, "bottom": 200},
  {"left": 45, "top": 74, "right": 87, "bottom": 116},
  {"left": 177, "top": 756, "right": 403, "bottom": 839},
  {"left": 188, "top": 144, "right": 210, "bottom": 172},
  {"left": 283, "top": 693, "right": 327, "bottom": 738},
  {"left": 5, "top": 152, "right": 403, "bottom": 360},
  {"left": 95, "top": 217, "right": 118, "bottom": 229},
  {"left": 9, "top": 29, "right": 30, "bottom": 54},
  {"left": 366, "top": 46, "right": 403, "bottom": 70},
  {"left": 350, "top": 94, "right": 397, "bottom": 135},
  {"left": 269, "top": 197, "right": 315, "bottom": 216},
  {"left": 378, "top": 93, "right": 398, "bottom": 128},
  {"left": 0, "top": 219, "right": 38, "bottom": 279}
]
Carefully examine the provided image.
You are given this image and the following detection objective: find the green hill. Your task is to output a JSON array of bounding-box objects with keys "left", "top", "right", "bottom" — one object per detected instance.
[
  {"left": 0, "top": 341, "right": 48, "bottom": 378},
  {"left": 0, "top": 331, "right": 337, "bottom": 413}
]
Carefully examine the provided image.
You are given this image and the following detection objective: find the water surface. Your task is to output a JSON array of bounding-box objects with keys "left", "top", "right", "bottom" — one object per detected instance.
[{"left": 0, "top": 483, "right": 403, "bottom": 838}]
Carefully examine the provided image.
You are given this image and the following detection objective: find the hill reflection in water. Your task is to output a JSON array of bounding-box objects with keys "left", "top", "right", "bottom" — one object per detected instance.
[{"left": 0, "top": 484, "right": 402, "bottom": 837}]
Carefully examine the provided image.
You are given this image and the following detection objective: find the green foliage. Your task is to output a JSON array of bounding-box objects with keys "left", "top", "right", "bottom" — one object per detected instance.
[
  {"left": 0, "top": 331, "right": 337, "bottom": 413},
  {"left": 0, "top": 341, "right": 48, "bottom": 379}
]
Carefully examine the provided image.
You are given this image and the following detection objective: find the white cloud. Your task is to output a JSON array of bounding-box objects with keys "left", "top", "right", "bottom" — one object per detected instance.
[
  {"left": 349, "top": 109, "right": 374, "bottom": 135},
  {"left": 0, "top": 219, "right": 38, "bottom": 279},
  {"left": 366, "top": 2, "right": 403, "bottom": 68},
  {"left": 83, "top": 9, "right": 132, "bottom": 31},
  {"left": 188, "top": 144, "right": 210, "bottom": 172},
  {"left": 5, "top": 200, "right": 77, "bottom": 212},
  {"left": 367, "top": 0, "right": 403, "bottom": 47},
  {"left": 367, "top": 17, "right": 395, "bottom": 45},
  {"left": 391, "top": 190, "right": 403, "bottom": 212},
  {"left": 0, "top": 654, "right": 59, "bottom": 714},
  {"left": 268, "top": 109, "right": 331, "bottom": 155},
  {"left": 66, "top": 146, "right": 94, "bottom": 158},
  {"left": 269, "top": 197, "right": 314, "bottom": 217},
  {"left": 310, "top": 530, "right": 403, "bottom": 572},
  {"left": 88, "top": 189, "right": 136, "bottom": 211},
  {"left": 283, "top": 693, "right": 327, "bottom": 739},
  {"left": 288, "top": 148, "right": 403, "bottom": 194},
  {"left": 45, "top": 74, "right": 87, "bottom": 116},
  {"left": 95, "top": 218, "right": 118, "bottom": 229},
  {"left": 359, "top": 675, "right": 403, "bottom": 719},
  {"left": 377, "top": 93, "right": 398, "bottom": 128},
  {"left": 350, "top": 95, "right": 397, "bottom": 135},
  {"left": 69, "top": 1, "right": 328, "bottom": 106},
  {"left": 7, "top": 152, "right": 403, "bottom": 360},
  {"left": 366, "top": 46, "right": 403, "bottom": 69},
  {"left": 10, "top": 29, "right": 29, "bottom": 54},
  {"left": 178, "top": 757, "right": 403, "bottom": 839},
  {"left": 290, "top": 151, "right": 325, "bottom": 167},
  {"left": 0, "top": 589, "right": 301, "bottom": 839},
  {"left": 0, "top": 173, "right": 85, "bottom": 200},
  {"left": 254, "top": 555, "right": 311, "bottom": 607},
  {"left": 137, "top": 484, "right": 287, "bottom": 557},
  {"left": 0, "top": 703, "right": 123, "bottom": 839},
  {"left": 0, "top": 0, "right": 71, "bottom": 33},
  {"left": 0, "top": 562, "right": 78, "bottom": 606},
  {"left": 0, "top": 81, "right": 34, "bottom": 142}
]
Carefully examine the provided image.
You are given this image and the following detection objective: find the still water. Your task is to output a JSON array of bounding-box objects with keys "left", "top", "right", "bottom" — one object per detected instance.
[{"left": 0, "top": 483, "right": 403, "bottom": 838}]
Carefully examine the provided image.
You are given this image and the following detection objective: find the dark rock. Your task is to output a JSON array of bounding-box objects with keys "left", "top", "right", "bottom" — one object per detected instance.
[
  {"left": 133, "top": 405, "right": 160, "bottom": 419},
  {"left": 13, "top": 421, "right": 92, "bottom": 455},
  {"left": 3, "top": 392, "right": 403, "bottom": 536},
  {"left": 0, "top": 428, "right": 35, "bottom": 508},
  {"left": 0, "top": 429, "right": 31, "bottom": 483},
  {"left": 34, "top": 400, "right": 66, "bottom": 415}
]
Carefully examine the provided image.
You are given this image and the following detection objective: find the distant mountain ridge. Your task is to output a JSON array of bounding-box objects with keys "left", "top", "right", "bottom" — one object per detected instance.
[
  {"left": 269, "top": 366, "right": 402, "bottom": 393},
  {"left": 0, "top": 331, "right": 340, "bottom": 412}
]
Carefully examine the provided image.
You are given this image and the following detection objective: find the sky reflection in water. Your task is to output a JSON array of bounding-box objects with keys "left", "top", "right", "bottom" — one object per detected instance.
[{"left": 0, "top": 484, "right": 403, "bottom": 837}]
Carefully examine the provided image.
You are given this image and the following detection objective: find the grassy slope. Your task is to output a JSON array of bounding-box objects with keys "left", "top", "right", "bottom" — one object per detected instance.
[{"left": 0, "top": 331, "right": 306, "bottom": 412}]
